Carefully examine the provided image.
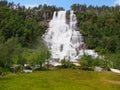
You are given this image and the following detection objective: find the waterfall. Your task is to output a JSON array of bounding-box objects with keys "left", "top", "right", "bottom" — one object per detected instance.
[{"left": 43, "top": 11, "right": 98, "bottom": 66}]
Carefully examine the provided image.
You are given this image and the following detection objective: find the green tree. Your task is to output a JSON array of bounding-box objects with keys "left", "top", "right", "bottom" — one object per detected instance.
[
  {"left": 0, "top": 37, "right": 22, "bottom": 68},
  {"left": 30, "top": 49, "right": 51, "bottom": 69}
]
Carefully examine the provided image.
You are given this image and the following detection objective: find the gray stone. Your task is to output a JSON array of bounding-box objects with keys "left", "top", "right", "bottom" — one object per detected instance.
[{"left": 94, "top": 66, "right": 104, "bottom": 72}]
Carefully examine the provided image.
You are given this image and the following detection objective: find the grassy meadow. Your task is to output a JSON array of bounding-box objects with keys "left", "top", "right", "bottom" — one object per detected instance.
[{"left": 0, "top": 69, "right": 120, "bottom": 90}]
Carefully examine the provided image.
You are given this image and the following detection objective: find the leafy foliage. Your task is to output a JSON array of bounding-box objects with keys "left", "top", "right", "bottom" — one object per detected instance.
[
  {"left": 0, "top": 37, "right": 22, "bottom": 68},
  {"left": 79, "top": 55, "right": 110, "bottom": 71},
  {"left": 60, "top": 58, "right": 76, "bottom": 69},
  {"left": 30, "top": 48, "right": 51, "bottom": 69}
]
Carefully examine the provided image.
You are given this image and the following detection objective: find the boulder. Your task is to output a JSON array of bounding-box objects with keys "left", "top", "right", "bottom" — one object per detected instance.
[{"left": 94, "top": 66, "right": 104, "bottom": 72}]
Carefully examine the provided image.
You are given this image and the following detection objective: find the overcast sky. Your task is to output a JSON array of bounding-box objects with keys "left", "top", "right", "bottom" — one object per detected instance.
[{"left": 7, "top": 0, "right": 120, "bottom": 10}]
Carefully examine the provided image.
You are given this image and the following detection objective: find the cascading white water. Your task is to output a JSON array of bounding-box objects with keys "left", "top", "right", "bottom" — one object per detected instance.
[{"left": 43, "top": 11, "right": 98, "bottom": 65}]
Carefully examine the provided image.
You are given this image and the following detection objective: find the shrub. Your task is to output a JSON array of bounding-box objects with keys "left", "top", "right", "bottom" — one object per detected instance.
[
  {"left": 10, "top": 65, "right": 23, "bottom": 73},
  {"left": 60, "top": 58, "right": 76, "bottom": 69},
  {"left": 0, "top": 67, "right": 8, "bottom": 76},
  {"left": 79, "top": 55, "right": 104, "bottom": 71}
]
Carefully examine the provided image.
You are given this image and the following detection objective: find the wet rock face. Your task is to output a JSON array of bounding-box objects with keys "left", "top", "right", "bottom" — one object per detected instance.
[{"left": 66, "top": 11, "right": 70, "bottom": 24}]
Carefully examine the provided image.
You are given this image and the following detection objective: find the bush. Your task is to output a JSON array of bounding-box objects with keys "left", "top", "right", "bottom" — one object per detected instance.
[
  {"left": 60, "top": 58, "right": 76, "bottom": 69},
  {"left": 0, "top": 67, "right": 8, "bottom": 76},
  {"left": 10, "top": 65, "right": 23, "bottom": 73},
  {"left": 29, "top": 48, "right": 51, "bottom": 69},
  {"left": 79, "top": 55, "right": 104, "bottom": 71},
  {"left": 81, "top": 67, "right": 94, "bottom": 71}
]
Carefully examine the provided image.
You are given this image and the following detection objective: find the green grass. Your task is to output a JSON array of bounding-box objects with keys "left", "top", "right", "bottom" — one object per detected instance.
[{"left": 0, "top": 69, "right": 120, "bottom": 90}]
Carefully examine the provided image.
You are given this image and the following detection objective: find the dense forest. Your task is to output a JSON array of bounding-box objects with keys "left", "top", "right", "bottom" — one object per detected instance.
[
  {"left": 71, "top": 4, "right": 120, "bottom": 69},
  {"left": 0, "top": 0, "right": 120, "bottom": 74},
  {"left": 71, "top": 4, "right": 120, "bottom": 54}
]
